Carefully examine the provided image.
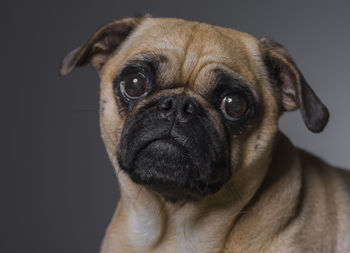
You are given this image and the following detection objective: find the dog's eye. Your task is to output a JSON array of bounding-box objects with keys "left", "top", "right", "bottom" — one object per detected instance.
[
  {"left": 220, "top": 93, "right": 247, "bottom": 120},
  {"left": 120, "top": 72, "right": 149, "bottom": 99}
]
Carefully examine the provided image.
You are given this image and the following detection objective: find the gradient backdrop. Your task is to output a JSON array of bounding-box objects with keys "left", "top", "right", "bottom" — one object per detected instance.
[{"left": 3, "top": 0, "right": 350, "bottom": 252}]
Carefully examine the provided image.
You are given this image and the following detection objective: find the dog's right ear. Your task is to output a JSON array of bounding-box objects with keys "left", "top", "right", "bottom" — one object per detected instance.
[{"left": 59, "top": 14, "right": 150, "bottom": 76}]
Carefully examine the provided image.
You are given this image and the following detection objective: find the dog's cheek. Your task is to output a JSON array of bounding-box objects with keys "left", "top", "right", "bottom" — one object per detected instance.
[
  {"left": 221, "top": 117, "right": 266, "bottom": 176},
  {"left": 236, "top": 90, "right": 279, "bottom": 173},
  {"left": 99, "top": 90, "right": 126, "bottom": 164}
]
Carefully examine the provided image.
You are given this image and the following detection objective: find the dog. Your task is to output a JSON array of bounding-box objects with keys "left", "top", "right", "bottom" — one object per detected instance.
[{"left": 59, "top": 15, "right": 350, "bottom": 253}]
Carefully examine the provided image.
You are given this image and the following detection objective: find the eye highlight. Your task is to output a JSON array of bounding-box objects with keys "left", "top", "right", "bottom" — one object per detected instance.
[
  {"left": 220, "top": 93, "right": 248, "bottom": 120},
  {"left": 120, "top": 72, "right": 150, "bottom": 100}
]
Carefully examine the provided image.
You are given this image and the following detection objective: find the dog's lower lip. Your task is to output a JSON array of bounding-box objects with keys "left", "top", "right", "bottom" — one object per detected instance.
[
  {"left": 131, "top": 137, "right": 192, "bottom": 169},
  {"left": 139, "top": 137, "right": 186, "bottom": 154}
]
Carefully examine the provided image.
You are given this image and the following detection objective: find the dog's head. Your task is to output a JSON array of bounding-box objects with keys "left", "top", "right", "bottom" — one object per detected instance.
[{"left": 60, "top": 16, "right": 328, "bottom": 202}]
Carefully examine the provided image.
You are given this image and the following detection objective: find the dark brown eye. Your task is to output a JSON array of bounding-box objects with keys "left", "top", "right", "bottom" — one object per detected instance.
[
  {"left": 120, "top": 72, "right": 149, "bottom": 99},
  {"left": 220, "top": 93, "right": 248, "bottom": 120}
]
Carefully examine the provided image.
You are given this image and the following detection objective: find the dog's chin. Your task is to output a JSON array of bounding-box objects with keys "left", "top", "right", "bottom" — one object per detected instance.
[{"left": 122, "top": 138, "right": 225, "bottom": 202}]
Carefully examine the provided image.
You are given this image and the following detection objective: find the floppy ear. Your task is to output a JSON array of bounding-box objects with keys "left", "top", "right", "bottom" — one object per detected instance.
[
  {"left": 59, "top": 14, "right": 150, "bottom": 76},
  {"left": 260, "top": 37, "right": 329, "bottom": 133}
]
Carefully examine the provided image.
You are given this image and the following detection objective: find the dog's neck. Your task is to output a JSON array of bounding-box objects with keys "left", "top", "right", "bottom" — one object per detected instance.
[{"left": 102, "top": 132, "right": 302, "bottom": 253}]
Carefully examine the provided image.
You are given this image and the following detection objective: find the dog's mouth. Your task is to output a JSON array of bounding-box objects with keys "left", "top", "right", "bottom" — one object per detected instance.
[
  {"left": 119, "top": 137, "right": 228, "bottom": 202},
  {"left": 134, "top": 138, "right": 193, "bottom": 168}
]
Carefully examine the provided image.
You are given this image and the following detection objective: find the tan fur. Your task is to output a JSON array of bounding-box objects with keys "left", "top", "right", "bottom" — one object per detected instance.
[{"left": 61, "top": 17, "right": 350, "bottom": 252}]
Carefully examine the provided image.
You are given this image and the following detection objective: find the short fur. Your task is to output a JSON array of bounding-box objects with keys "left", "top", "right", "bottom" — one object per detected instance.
[{"left": 60, "top": 16, "right": 350, "bottom": 253}]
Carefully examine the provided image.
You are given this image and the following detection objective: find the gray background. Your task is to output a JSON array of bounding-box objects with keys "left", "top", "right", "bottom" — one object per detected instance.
[{"left": 2, "top": 0, "right": 349, "bottom": 252}]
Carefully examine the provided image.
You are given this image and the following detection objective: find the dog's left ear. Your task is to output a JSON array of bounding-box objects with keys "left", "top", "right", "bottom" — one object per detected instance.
[
  {"left": 59, "top": 14, "right": 150, "bottom": 76},
  {"left": 260, "top": 37, "right": 329, "bottom": 133}
]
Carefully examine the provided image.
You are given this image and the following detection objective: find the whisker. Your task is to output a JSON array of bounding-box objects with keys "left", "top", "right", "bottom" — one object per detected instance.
[
  {"left": 71, "top": 109, "right": 98, "bottom": 114},
  {"left": 155, "top": 200, "right": 166, "bottom": 222},
  {"left": 227, "top": 184, "right": 243, "bottom": 203},
  {"left": 116, "top": 169, "right": 123, "bottom": 177},
  {"left": 134, "top": 185, "right": 143, "bottom": 203},
  {"left": 224, "top": 246, "right": 232, "bottom": 253}
]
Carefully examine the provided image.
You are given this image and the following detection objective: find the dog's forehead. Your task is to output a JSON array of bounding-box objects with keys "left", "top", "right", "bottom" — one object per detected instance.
[{"left": 104, "top": 18, "right": 264, "bottom": 92}]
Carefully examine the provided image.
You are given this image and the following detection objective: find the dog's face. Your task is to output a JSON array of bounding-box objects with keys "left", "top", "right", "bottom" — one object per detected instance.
[{"left": 60, "top": 16, "right": 328, "bottom": 202}]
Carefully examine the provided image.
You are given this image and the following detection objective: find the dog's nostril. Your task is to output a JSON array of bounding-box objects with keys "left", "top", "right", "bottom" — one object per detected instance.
[
  {"left": 184, "top": 101, "right": 196, "bottom": 115},
  {"left": 159, "top": 98, "right": 173, "bottom": 111}
]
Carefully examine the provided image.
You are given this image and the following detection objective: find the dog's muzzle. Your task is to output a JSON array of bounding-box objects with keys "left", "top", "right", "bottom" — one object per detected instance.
[{"left": 118, "top": 94, "right": 230, "bottom": 201}]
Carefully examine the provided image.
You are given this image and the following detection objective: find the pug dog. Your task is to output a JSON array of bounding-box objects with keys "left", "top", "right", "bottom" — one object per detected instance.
[{"left": 59, "top": 15, "right": 350, "bottom": 253}]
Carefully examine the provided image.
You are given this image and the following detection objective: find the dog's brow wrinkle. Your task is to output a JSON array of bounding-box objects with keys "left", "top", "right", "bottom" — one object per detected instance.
[{"left": 180, "top": 22, "right": 202, "bottom": 85}]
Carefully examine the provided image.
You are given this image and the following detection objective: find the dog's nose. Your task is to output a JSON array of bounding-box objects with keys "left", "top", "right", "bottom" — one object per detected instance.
[{"left": 159, "top": 95, "right": 199, "bottom": 123}]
